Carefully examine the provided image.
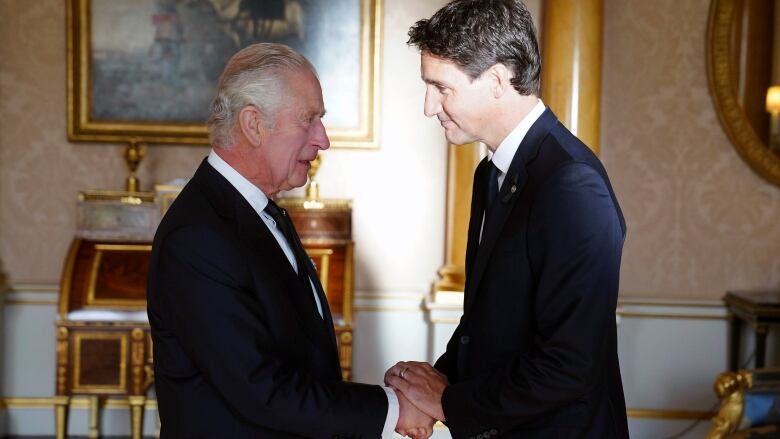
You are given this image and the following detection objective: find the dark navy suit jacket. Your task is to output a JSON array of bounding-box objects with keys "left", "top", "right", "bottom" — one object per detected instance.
[
  {"left": 435, "top": 109, "right": 630, "bottom": 439},
  {"left": 147, "top": 160, "right": 387, "bottom": 438}
]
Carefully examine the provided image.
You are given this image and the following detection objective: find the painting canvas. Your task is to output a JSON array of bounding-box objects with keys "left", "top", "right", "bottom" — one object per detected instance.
[{"left": 68, "top": 0, "right": 381, "bottom": 148}]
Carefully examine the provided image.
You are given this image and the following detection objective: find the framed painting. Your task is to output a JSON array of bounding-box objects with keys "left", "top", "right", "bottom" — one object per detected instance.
[{"left": 67, "top": 0, "right": 382, "bottom": 148}]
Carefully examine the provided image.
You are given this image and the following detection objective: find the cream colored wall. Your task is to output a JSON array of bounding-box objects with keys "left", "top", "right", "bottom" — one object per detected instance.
[
  {"left": 601, "top": 0, "right": 780, "bottom": 299},
  {"left": 0, "top": 0, "right": 778, "bottom": 300},
  {"left": 0, "top": 0, "right": 450, "bottom": 294}
]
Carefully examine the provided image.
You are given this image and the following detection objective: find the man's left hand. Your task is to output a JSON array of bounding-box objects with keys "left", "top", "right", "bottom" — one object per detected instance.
[{"left": 385, "top": 361, "right": 448, "bottom": 422}]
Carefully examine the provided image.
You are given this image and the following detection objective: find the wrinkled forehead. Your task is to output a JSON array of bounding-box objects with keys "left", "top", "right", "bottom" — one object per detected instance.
[{"left": 281, "top": 70, "right": 326, "bottom": 117}]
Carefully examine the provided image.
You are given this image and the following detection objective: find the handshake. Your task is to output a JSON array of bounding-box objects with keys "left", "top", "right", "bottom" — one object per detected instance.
[{"left": 385, "top": 361, "right": 449, "bottom": 439}]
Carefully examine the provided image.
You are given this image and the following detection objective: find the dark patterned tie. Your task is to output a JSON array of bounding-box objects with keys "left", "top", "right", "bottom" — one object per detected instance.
[
  {"left": 264, "top": 200, "right": 313, "bottom": 285},
  {"left": 485, "top": 160, "right": 500, "bottom": 212}
]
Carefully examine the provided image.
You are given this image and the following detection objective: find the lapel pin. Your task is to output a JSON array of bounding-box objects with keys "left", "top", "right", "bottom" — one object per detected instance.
[{"left": 502, "top": 175, "right": 520, "bottom": 203}]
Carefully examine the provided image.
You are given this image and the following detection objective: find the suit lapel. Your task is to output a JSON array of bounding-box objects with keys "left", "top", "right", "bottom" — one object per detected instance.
[
  {"left": 463, "top": 159, "right": 488, "bottom": 294},
  {"left": 195, "top": 160, "right": 336, "bottom": 352},
  {"left": 304, "top": 258, "right": 341, "bottom": 375},
  {"left": 236, "top": 204, "right": 336, "bottom": 349},
  {"left": 282, "top": 215, "right": 340, "bottom": 372},
  {"left": 464, "top": 109, "right": 559, "bottom": 314}
]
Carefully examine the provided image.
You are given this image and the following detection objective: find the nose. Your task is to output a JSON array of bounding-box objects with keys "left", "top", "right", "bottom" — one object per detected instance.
[
  {"left": 312, "top": 118, "right": 330, "bottom": 151},
  {"left": 423, "top": 87, "right": 442, "bottom": 118}
]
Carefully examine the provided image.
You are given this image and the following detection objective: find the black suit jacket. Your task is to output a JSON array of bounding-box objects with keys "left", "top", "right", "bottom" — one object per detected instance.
[
  {"left": 435, "top": 109, "right": 629, "bottom": 439},
  {"left": 147, "top": 159, "right": 387, "bottom": 438}
]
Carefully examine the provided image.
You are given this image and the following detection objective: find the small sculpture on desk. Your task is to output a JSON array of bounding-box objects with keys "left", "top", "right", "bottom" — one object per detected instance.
[
  {"left": 306, "top": 154, "right": 322, "bottom": 200},
  {"left": 124, "top": 140, "right": 146, "bottom": 193}
]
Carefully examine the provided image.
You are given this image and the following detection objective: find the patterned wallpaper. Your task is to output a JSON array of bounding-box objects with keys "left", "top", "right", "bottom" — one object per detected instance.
[
  {"left": 0, "top": 0, "right": 778, "bottom": 299},
  {"left": 0, "top": 0, "right": 207, "bottom": 285},
  {"left": 601, "top": 0, "right": 780, "bottom": 298}
]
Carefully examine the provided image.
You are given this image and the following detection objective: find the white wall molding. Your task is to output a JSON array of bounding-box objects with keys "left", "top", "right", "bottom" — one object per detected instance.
[{"left": 5, "top": 287, "right": 768, "bottom": 438}]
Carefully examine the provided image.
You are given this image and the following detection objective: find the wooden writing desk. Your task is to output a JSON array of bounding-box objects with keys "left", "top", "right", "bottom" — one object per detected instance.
[
  {"left": 55, "top": 197, "right": 355, "bottom": 437},
  {"left": 55, "top": 239, "right": 153, "bottom": 439}
]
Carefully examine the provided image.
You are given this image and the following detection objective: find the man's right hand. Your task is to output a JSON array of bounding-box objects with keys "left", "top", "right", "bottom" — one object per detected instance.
[{"left": 396, "top": 389, "right": 434, "bottom": 439}]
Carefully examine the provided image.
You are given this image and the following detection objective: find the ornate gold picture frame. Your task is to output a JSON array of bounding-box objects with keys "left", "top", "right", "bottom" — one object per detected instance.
[
  {"left": 67, "top": 0, "right": 382, "bottom": 149},
  {"left": 707, "top": 0, "right": 780, "bottom": 186}
]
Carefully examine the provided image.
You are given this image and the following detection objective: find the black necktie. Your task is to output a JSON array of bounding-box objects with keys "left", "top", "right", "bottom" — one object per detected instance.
[
  {"left": 485, "top": 160, "right": 500, "bottom": 211},
  {"left": 264, "top": 200, "right": 313, "bottom": 285}
]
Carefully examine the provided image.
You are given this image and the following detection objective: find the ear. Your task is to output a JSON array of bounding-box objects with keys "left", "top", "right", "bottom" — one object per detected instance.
[
  {"left": 237, "top": 106, "right": 266, "bottom": 146},
  {"left": 486, "top": 63, "right": 513, "bottom": 99}
]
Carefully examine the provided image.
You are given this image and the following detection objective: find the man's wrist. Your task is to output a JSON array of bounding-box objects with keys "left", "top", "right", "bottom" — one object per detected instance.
[{"left": 380, "top": 386, "right": 399, "bottom": 438}]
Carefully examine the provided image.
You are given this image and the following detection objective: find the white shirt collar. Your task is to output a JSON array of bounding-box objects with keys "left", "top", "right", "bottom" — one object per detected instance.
[
  {"left": 207, "top": 149, "right": 269, "bottom": 215},
  {"left": 489, "top": 99, "right": 546, "bottom": 174}
]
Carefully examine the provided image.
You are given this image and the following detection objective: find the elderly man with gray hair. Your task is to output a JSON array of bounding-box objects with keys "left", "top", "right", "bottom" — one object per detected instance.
[{"left": 147, "top": 43, "right": 433, "bottom": 438}]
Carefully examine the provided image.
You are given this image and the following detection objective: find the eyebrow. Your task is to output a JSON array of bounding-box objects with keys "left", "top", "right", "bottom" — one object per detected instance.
[
  {"left": 299, "top": 108, "right": 327, "bottom": 120},
  {"left": 422, "top": 77, "right": 447, "bottom": 88}
]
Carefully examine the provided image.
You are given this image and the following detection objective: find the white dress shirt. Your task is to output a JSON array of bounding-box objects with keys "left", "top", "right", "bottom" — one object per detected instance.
[
  {"left": 481, "top": 99, "right": 546, "bottom": 242},
  {"left": 206, "top": 150, "right": 399, "bottom": 437}
]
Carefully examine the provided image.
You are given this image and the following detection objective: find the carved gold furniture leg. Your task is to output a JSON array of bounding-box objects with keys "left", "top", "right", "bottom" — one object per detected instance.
[
  {"left": 88, "top": 395, "right": 99, "bottom": 438},
  {"left": 54, "top": 395, "right": 70, "bottom": 439},
  {"left": 129, "top": 396, "right": 146, "bottom": 439}
]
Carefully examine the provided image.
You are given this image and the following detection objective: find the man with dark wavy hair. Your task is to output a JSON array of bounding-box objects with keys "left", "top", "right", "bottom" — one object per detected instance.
[{"left": 385, "top": 1, "right": 630, "bottom": 438}]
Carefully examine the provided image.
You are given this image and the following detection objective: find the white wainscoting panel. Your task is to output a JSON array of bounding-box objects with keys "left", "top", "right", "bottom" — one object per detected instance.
[{"left": 3, "top": 286, "right": 780, "bottom": 438}]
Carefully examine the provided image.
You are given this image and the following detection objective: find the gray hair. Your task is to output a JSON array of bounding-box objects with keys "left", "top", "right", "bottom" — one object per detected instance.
[{"left": 206, "top": 43, "right": 316, "bottom": 148}]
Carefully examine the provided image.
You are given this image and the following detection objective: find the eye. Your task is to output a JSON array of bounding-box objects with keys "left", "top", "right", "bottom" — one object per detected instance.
[{"left": 436, "top": 84, "right": 450, "bottom": 95}]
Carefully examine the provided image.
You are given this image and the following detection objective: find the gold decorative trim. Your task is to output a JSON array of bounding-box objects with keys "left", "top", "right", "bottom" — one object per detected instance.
[
  {"left": 627, "top": 408, "right": 714, "bottom": 420},
  {"left": 78, "top": 191, "right": 155, "bottom": 203},
  {"left": 5, "top": 299, "right": 58, "bottom": 305},
  {"left": 344, "top": 243, "right": 355, "bottom": 324},
  {"left": 428, "top": 317, "right": 462, "bottom": 324},
  {"left": 66, "top": 0, "right": 382, "bottom": 149},
  {"left": 276, "top": 198, "right": 353, "bottom": 211},
  {"left": 8, "top": 284, "right": 59, "bottom": 293},
  {"left": 73, "top": 333, "right": 128, "bottom": 393},
  {"left": 618, "top": 311, "right": 728, "bottom": 321},
  {"left": 2, "top": 397, "right": 157, "bottom": 410},
  {"left": 707, "top": 0, "right": 780, "bottom": 186},
  {"left": 354, "top": 293, "right": 426, "bottom": 301},
  {"left": 57, "top": 321, "right": 151, "bottom": 329},
  {"left": 307, "top": 249, "right": 333, "bottom": 298},
  {"left": 618, "top": 298, "right": 724, "bottom": 308},
  {"left": 59, "top": 239, "right": 82, "bottom": 318},
  {"left": 354, "top": 305, "right": 424, "bottom": 313}
]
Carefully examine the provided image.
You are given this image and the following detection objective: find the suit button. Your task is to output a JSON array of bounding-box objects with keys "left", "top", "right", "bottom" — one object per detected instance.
[{"left": 460, "top": 335, "right": 470, "bottom": 345}]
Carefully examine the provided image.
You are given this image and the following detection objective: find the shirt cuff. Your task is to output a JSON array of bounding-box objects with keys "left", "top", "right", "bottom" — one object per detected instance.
[{"left": 381, "top": 386, "right": 400, "bottom": 438}]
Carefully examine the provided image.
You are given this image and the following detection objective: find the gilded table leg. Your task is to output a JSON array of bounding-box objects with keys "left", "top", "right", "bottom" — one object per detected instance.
[
  {"left": 338, "top": 330, "right": 353, "bottom": 381},
  {"left": 88, "top": 395, "right": 99, "bottom": 438},
  {"left": 129, "top": 396, "right": 145, "bottom": 439},
  {"left": 54, "top": 396, "right": 70, "bottom": 439}
]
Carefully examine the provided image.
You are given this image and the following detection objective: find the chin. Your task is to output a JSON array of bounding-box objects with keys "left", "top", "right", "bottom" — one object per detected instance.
[
  {"left": 446, "top": 132, "right": 476, "bottom": 146},
  {"left": 289, "top": 176, "right": 308, "bottom": 190}
]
